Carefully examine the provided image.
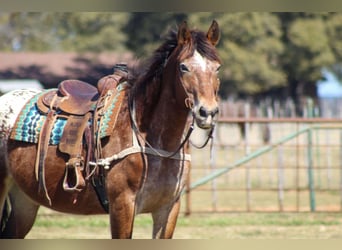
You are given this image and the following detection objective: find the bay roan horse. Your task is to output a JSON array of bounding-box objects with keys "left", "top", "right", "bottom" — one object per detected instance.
[{"left": 0, "top": 21, "right": 221, "bottom": 238}]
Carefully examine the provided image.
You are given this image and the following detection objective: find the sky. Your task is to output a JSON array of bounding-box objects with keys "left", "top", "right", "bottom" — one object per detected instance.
[{"left": 317, "top": 70, "right": 342, "bottom": 98}]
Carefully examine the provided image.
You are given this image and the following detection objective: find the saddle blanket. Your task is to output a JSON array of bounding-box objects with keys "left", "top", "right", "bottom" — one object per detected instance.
[
  {"left": 11, "top": 90, "right": 66, "bottom": 145},
  {"left": 10, "top": 83, "right": 128, "bottom": 145}
]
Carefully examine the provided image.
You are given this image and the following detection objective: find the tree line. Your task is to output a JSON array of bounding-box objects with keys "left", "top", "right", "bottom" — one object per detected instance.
[{"left": 1, "top": 12, "right": 342, "bottom": 110}]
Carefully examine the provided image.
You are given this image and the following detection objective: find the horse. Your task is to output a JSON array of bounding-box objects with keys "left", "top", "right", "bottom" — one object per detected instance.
[{"left": 0, "top": 20, "right": 221, "bottom": 239}]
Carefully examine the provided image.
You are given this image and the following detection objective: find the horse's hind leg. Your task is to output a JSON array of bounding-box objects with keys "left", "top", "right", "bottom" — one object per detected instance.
[
  {"left": 0, "top": 149, "right": 12, "bottom": 236},
  {"left": 152, "top": 198, "right": 181, "bottom": 239},
  {"left": 0, "top": 184, "right": 39, "bottom": 238}
]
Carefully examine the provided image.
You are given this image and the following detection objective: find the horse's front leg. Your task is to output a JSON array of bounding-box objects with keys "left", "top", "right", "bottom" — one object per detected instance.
[
  {"left": 108, "top": 189, "right": 136, "bottom": 239},
  {"left": 105, "top": 151, "right": 144, "bottom": 239},
  {"left": 152, "top": 197, "right": 180, "bottom": 239}
]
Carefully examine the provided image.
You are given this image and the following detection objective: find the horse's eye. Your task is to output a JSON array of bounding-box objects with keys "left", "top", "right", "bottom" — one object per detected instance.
[
  {"left": 216, "top": 65, "right": 221, "bottom": 73},
  {"left": 180, "top": 63, "right": 189, "bottom": 73}
]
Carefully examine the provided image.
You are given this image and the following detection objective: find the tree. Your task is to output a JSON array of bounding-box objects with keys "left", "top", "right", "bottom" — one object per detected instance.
[
  {"left": 3, "top": 12, "right": 342, "bottom": 111},
  {"left": 0, "top": 12, "right": 129, "bottom": 52},
  {"left": 325, "top": 13, "right": 342, "bottom": 82},
  {"left": 124, "top": 13, "right": 188, "bottom": 57},
  {"left": 189, "top": 13, "right": 286, "bottom": 98},
  {"left": 275, "top": 13, "right": 335, "bottom": 113}
]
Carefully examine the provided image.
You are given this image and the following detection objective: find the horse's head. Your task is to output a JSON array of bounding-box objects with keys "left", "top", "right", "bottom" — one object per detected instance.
[{"left": 171, "top": 20, "right": 221, "bottom": 129}]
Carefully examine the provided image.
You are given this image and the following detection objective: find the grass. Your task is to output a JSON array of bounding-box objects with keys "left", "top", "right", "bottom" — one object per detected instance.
[{"left": 26, "top": 207, "right": 342, "bottom": 239}]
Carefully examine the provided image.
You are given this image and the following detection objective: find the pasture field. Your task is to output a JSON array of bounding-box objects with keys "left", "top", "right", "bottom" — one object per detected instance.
[
  {"left": 187, "top": 122, "right": 342, "bottom": 213},
  {"left": 24, "top": 122, "right": 342, "bottom": 238},
  {"left": 26, "top": 208, "right": 342, "bottom": 239}
]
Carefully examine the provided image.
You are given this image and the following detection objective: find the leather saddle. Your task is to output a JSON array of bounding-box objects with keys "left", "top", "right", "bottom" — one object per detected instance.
[
  {"left": 34, "top": 65, "right": 128, "bottom": 203},
  {"left": 36, "top": 80, "right": 100, "bottom": 199},
  {"left": 38, "top": 79, "right": 99, "bottom": 115}
]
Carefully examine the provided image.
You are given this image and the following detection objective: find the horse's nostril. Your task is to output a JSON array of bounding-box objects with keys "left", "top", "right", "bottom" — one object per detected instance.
[
  {"left": 199, "top": 106, "right": 219, "bottom": 118},
  {"left": 199, "top": 106, "right": 208, "bottom": 117}
]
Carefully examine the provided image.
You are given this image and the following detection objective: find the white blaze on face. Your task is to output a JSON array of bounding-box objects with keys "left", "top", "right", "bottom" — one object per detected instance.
[{"left": 192, "top": 50, "right": 208, "bottom": 72}]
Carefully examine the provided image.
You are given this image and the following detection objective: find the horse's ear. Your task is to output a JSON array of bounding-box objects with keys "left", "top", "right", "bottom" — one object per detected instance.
[
  {"left": 177, "top": 21, "right": 191, "bottom": 45},
  {"left": 207, "top": 20, "right": 220, "bottom": 46}
]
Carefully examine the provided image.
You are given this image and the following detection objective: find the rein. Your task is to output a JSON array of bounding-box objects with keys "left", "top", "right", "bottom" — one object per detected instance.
[
  {"left": 128, "top": 96, "right": 194, "bottom": 160},
  {"left": 88, "top": 94, "right": 194, "bottom": 170}
]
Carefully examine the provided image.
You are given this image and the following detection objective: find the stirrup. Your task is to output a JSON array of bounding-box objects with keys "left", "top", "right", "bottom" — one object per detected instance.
[{"left": 62, "top": 157, "right": 86, "bottom": 192}]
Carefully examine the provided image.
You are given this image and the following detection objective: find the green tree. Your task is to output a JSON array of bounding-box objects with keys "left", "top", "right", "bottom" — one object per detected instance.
[
  {"left": 276, "top": 13, "right": 335, "bottom": 113},
  {"left": 56, "top": 12, "right": 129, "bottom": 52},
  {"left": 325, "top": 13, "right": 342, "bottom": 82},
  {"left": 0, "top": 12, "right": 129, "bottom": 52},
  {"left": 124, "top": 12, "right": 188, "bottom": 57},
  {"left": 0, "top": 13, "right": 58, "bottom": 51},
  {"left": 189, "top": 13, "right": 286, "bottom": 98},
  {"left": 3, "top": 12, "right": 342, "bottom": 110}
]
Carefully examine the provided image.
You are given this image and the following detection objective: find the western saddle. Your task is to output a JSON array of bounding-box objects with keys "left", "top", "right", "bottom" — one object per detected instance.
[{"left": 35, "top": 64, "right": 128, "bottom": 205}]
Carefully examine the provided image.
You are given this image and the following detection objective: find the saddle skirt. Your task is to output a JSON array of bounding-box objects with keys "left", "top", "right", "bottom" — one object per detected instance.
[{"left": 10, "top": 82, "right": 129, "bottom": 144}]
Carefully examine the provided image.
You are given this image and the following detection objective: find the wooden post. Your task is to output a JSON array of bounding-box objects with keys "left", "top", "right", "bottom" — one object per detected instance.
[
  {"left": 184, "top": 146, "right": 191, "bottom": 216},
  {"left": 277, "top": 145, "right": 284, "bottom": 212},
  {"left": 340, "top": 129, "right": 342, "bottom": 212},
  {"left": 296, "top": 122, "right": 300, "bottom": 212},
  {"left": 210, "top": 127, "right": 217, "bottom": 212},
  {"left": 184, "top": 144, "right": 191, "bottom": 216},
  {"left": 307, "top": 128, "right": 316, "bottom": 212},
  {"left": 244, "top": 102, "right": 251, "bottom": 211}
]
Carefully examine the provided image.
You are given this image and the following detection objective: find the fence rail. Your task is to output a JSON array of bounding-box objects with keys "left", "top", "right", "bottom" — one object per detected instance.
[{"left": 183, "top": 118, "right": 342, "bottom": 214}]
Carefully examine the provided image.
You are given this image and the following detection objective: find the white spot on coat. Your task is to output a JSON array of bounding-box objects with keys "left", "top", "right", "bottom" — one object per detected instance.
[{"left": 0, "top": 89, "right": 41, "bottom": 141}]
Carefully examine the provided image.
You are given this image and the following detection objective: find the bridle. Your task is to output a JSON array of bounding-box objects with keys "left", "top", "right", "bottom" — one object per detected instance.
[{"left": 90, "top": 48, "right": 218, "bottom": 170}]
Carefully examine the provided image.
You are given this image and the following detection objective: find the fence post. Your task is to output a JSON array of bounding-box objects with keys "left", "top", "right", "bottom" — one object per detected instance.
[
  {"left": 184, "top": 146, "right": 191, "bottom": 216},
  {"left": 296, "top": 122, "right": 300, "bottom": 212},
  {"left": 277, "top": 145, "right": 284, "bottom": 212},
  {"left": 307, "top": 127, "right": 316, "bottom": 212},
  {"left": 244, "top": 102, "right": 251, "bottom": 211},
  {"left": 210, "top": 127, "right": 218, "bottom": 212},
  {"left": 340, "top": 129, "right": 342, "bottom": 212}
]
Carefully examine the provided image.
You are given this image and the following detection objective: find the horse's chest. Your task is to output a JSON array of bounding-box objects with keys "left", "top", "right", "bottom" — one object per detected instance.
[{"left": 135, "top": 158, "right": 189, "bottom": 213}]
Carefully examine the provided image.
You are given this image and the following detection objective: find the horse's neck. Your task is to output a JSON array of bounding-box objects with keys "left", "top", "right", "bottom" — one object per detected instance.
[{"left": 137, "top": 78, "right": 189, "bottom": 151}]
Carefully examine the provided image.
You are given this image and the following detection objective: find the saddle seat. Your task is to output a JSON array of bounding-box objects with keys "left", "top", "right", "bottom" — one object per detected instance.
[{"left": 41, "top": 80, "right": 99, "bottom": 115}]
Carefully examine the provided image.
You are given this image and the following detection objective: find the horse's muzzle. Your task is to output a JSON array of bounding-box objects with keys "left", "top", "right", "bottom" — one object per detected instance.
[{"left": 193, "top": 105, "right": 219, "bottom": 129}]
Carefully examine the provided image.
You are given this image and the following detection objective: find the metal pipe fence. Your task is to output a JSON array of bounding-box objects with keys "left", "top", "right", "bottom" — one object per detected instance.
[{"left": 183, "top": 118, "right": 342, "bottom": 214}]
